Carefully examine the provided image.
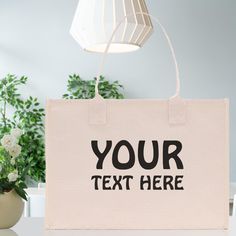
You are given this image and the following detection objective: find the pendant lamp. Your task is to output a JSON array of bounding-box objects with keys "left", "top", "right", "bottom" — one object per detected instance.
[{"left": 70, "top": 0, "right": 153, "bottom": 53}]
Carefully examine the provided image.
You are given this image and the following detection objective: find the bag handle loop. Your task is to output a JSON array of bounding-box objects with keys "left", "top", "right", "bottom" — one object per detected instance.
[{"left": 94, "top": 12, "right": 180, "bottom": 99}]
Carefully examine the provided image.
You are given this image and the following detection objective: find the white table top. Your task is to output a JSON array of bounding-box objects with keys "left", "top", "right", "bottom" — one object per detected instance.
[{"left": 0, "top": 217, "right": 233, "bottom": 236}]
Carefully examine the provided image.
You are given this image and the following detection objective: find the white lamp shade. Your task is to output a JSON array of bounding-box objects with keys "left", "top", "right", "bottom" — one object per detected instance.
[{"left": 70, "top": 0, "right": 153, "bottom": 53}]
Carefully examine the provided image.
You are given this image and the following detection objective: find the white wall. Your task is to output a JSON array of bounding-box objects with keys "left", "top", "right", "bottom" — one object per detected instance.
[{"left": 0, "top": 0, "right": 235, "bottom": 181}]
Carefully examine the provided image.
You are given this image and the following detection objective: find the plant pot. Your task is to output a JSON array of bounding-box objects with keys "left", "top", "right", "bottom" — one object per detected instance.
[
  {"left": 0, "top": 229, "right": 17, "bottom": 236},
  {"left": 0, "top": 190, "right": 24, "bottom": 229}
]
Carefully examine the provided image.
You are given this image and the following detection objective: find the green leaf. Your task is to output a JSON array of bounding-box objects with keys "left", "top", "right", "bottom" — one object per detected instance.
[{"left": 15, "top": 186, "right": 28, "bottom": 201}]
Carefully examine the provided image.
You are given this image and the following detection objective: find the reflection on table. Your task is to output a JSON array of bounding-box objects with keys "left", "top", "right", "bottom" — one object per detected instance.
[{"left": 0, "top": 217, "right": 235, "bottom": 236}]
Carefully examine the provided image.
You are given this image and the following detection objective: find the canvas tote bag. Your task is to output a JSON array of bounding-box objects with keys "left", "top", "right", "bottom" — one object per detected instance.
[{"left": 45, "top": 13, "right": 229, "bottom": 230}]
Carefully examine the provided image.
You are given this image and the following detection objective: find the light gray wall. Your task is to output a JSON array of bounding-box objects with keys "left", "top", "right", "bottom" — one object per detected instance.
[{"left": 0, "top": 0, "right": 235, "bottom": 181}]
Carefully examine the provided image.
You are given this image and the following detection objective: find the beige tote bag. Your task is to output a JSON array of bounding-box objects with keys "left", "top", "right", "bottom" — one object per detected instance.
[{"left": 45, "top": 14, "right": 229, "bottom": 230}]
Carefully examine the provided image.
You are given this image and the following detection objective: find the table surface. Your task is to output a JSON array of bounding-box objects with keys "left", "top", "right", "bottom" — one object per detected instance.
[{"left": 0, "top": 217, "right": 234, "bottom": 236}]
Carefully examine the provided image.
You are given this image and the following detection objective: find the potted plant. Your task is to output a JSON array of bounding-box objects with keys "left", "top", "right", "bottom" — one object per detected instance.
[
  {"left": 0, "top": 128, "right": 28, "bottom": 228},
  {"left": 0, "top": 74, "right": 45, "bottom": 184},
  {"left": 63, "top": 74, "right": 124, "bottom": 99}
]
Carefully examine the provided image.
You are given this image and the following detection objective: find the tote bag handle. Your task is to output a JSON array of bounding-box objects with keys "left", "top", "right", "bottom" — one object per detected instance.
[
  {"left": 94, "top": 12, "right": 180, "bottom": 99},
  {"left": 90, "top": 13, "right": 186, "bottom": 126}
]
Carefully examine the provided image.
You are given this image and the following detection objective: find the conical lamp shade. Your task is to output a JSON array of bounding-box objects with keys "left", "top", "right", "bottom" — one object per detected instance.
[{"left": 70, "top": 0, "right": 153, "bottom": 53}]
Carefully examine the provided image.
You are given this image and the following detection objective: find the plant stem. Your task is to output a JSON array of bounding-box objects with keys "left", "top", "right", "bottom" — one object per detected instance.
[
  {"left": 1, "top": 84, "right": 7, "bottom": 130},
  {"left": 3, "top": 100, "right": 7, "bottom": 129}
]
